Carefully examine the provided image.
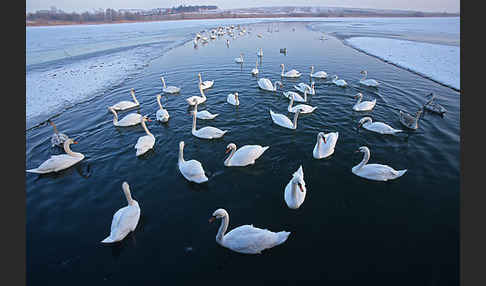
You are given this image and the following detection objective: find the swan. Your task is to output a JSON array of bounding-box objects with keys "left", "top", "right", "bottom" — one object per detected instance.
[
  {"left": 423, "top": 93, "right": 446, "bottom": 114},
  {"left": 270, "top": 109, "right": 301, "bottom": 130},
  {"left": 280, "top": 64, "right": 301, "bottom": 78},
  {"left": 399, "top": 109, "right": 423, "bottom": 130},
  {"left": 331, "top": 75, "right": 348, "bottom": 87},
  {"left": 353, "top": 93, "right": 376, "bottom": 111},
  {"left": 134, "top": 116, "right": 155, "bottom": 156},
  {"left": 359, "top": 70, "right": 379, "bottom": 87},
  {"left": 198, "top": 73, "right": 214, "bottom": 90},
  {"left": 178, "top": 141, "right": 208, "bottom": 183},
  {"left": 288, "top": 93, "right": 316, "bottom": 114},
  {"left": 227, "top": 92, "right": 240, "bottom": 106},
  {"left": 191, "top": 108, "right": 228, "bottom": 139},
  {"left": 48, "top": 120, "right": 69, "bottom": 147},
  {"left": 358, "top": 117, "right": 402, "bottom": 134},
  {"left": 226, "top": 39, "right": 230, "bottom": 47},
  {"left": 284, "top": 165, "right": 306, "bottom": 209},
  {"left": 160, "top": 76, "right": 181, "bottom": 94},
  {"left": 251, "top": 59, "right": 259, "bottom": 76},
  {"left": 194, "top": 103, "right": 219, "bottom": 120},
  {"left": 209, "top": 208, "right": 290, "bottom": 254},
  {"left": 101, "top": 182, "right": 140, "bottom": 243},
  {"left": 109, "top": 107, "right": 142, "bottom": 127},
  {"left": 352, "top": 146, "right": 407, "bottom": 181},
  {"left": 155, "top": 94, "right": 169, "bottom": 122},
  {"left": 224, "top": 143, "right": 269, "bottom": 167},
  {"left": 283, "top": 90, "right": 306, "bottom": 103},
  {"left": 257, "top": 48, "right": 263, "bottom": 57},
  {"left": 186, "top": 83, "right": 207, "bottom": 106},
  {"left": 294, "top": 82, "right": 315, "bottom": 95},
  {"left": 109, "top": 88, "right": 140, "bottom": 111},
  {"left": 27, "top": 138, "right": 85, "bottom": 174},
  {"left": 310, "top": 66, "right": 327, "bottom": 78},
  {"left": 235, "top": 53, "right": 244, "bottom": 63},
  {"left": 313, "top": 131, "right": 339, "bottom": 159},
  {"left": 258, "top": 78, "right": 282, "bottom": 91}
]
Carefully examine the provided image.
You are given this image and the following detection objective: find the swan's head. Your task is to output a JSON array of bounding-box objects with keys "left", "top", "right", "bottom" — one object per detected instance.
[
  {"left": 198, "top": 73, "right": 202, "bottom": 78},
  {"left": 141, "top": 115, "right": 151, "bottom": 122},
  {"left": 332, "top": 75, "right": 338, "bottom": 80},
  {"left": 356, "top": 146, "right": 370, "bottom": 154},
  {"left": 360, "top": 70, "right": 368, "bottom": 75},
  {"left": 317, "top": 132, "right": 327, "bottom": 144},
  {"left": 275, "top": 81, "right": 283, "bottom": 87},
  {"left": 358, "top": 117, "right": 372, "bottom": 128},
  {"left": 179, "top": 141, "right": 185, "bottom": 150},
  {"left": 355, "top": 93, "right": 363, "bottom": 99},
  {"left": 209, "top": 208, "right": 228, "bottom": 223},
  {"left": 291, "top": 175, "right": 305, "bottom": 192},
  {"left": 130, "top": 88, "right": 135, "bottom": 94},
  {"left": 311, "top": 82, "right": 315, "bottom": 88},
  {"left": 225, "top": 143, "right": 237, "bottom": 153},
  {"left": 280, "top": 64, "right": 284, "bottom": 68},
  {"left": 156, "top": 94, "right": 162, "bottom": 100},
  {"left": 108, "top": 106, "right": 116, "bottom": 113}
]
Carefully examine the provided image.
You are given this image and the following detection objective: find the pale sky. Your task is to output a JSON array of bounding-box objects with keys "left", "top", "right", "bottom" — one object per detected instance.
[{"left": 26, "top": 0, "right": 460, "bottom": 14}]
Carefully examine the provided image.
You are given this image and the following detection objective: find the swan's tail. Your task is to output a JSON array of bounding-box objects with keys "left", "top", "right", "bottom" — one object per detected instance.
[
  {"left": 275, "top": 231, "right": 291, "bottom": 245},
  {"left": 261, "top": 146, "right": 270, "bottom": 154},
  {"left": 26, "top": 168, "right": 43, "bottom": 174},
  {"left": 101, "top": 236, "right": 116, "bottom": 243},
  {"left": 396, "top": 169, "right": 407, "bottom": 178},
  {"left": 192, "top": 174, "right": 209, "bottom": 184}
]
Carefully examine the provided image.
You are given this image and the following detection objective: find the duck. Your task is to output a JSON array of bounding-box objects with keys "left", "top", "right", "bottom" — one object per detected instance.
[
  {"left": 227, "top": 92, "right": 240, "bottom": 106},
  {"left": 280, "top": 64, "right": 301, "bottom": 78},
  {"left": 353, "top": 93, "right": 376, "bottom": 111},
  {"left": 313, "top": 131, "right": 339, "bottom": 159},
  {"left": 284, "top": 165, "right": 306, "bottom": 209},
  {"left": 359, "top": 70, "right": 380, "bottom": 87},
  {"left": 178, "top": 141, "right": 208, "bottom": 183},
  {"left": 352, "top": 146, "right": 407, "bottom": 181},
  {"left": 191, "top": 107, "right": 228, "bottom": 139},
  {"left": 399, "top": 108, "right": 423, "bottom": 130},
  {"left": 155, "top": 94, "right": 170, "bottom": 122},
  {"left": 160, "top": 76, "right": 181, "bottom": 94},
  {"left": 27, "top": 138, "right": 85, "bottom": 174},
  {"left": 134, "top": 116, "right": 155, "bottom": 156},
  {"left": 224, "top": 143, "right": 269, "bottom": 167},
  {"left": 198, "top": 73, "right": 214, "bottom": 90},
  {"left": 331, "top": 75, "right": 348, "bottom": 87},
  {"left": 358, "top": 117, "right": 402, "bottom": 134},
  {"left": 310, "top": 66, "right": 327, "bottom": 79},
  {"left": 258, "top": 78, "right": 282, "bottom": 92},
  {"left": 187, "top": 83, "right": 207, "bottom": 106},
  {"left": 270, "top": 109, "right": 301, "bottom": 130},
  {"left": 109, "top": 88, "right": 140, "bottom": 111},
  {"left": 109, "top": 107, "right": 142, "bottom": 127},
  {"left": 288, "top": 93, "right": 317, "bottom": 114},
  {"left": 209, "top": 208, "right": 290, "bottom": 254},
  {"left": 101, "top": 182, "right": 140, "bottom": 243},
  {"left": 48, "top": 120, "right": 69, "bottom": 147}
]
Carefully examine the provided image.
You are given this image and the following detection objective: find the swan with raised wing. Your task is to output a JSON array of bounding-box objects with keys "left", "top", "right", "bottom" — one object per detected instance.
[
  {"left": 224, "top": 143, "right": 269, "bottom": 167},
  {"left": 358, "top": 117, "right": 402, "bottom": 134},
  {"left": 359, "top": 70, "right": 380, "bottom": 87},
  {"left": 155, "top": 94, "right": 169, "bottom": 122},
  {"left": 27, "top": 138, "right": 84, "bottom": 174},
  {"left": 48, "top": 120, "right": 69, "bottom": 147},
  {"left": 399, "top": 108, "right": 423, "bottom": 130},
  {"left": 160, "top": 76, "right": 181, "bottom": 94},
  {"left": 227, "top": 92, "right": 240, "bottom": 106},
  {"left": 353, "top": 93, "right": 376, "bottom": 111},
  {"left": 270, "top": 109, "right": 301, "bottom": 130},
  {"left": 310, "top": 66, "right": 327, "bottom": 79},
  {"left": 178, "top": 141, "right": 208, "bottom": 183},
  {"left": 288, "top": 93, "right": 316, "bottom": 114},
  {"left": 258, "top": 78, "right": 282, "bottom": 91},
  {"left": 331, "top": 75, "right": 348, "bottom": 87},
  {"left": 198, "top": 73, "right": 214, "bottom": 90},
  {"left": 209, "top": 208, "right": 290, "bottom": 254},
  {"left": 352, "top": 146, "right": 407, "bottom": 181},
  {"left": 280, "top": 64, "right": 301, "bottom": 78},
  {"left": 109, "top": 88, "right": 140, "bottom": 111},
  {"left": 135, "top": 116, "right": 155, "bottom": 156},
  {"left": 313, "top": 131, "right": 339, "bottom": 159},
  {"left": 191, "top": 108, "right": 228, "bottom": 139},
  {"left": 284, "top": 165, "right": 306, "bottom": 209},
  {"left": 187, "top": 83, "right": 207, "bottom": 106},
  {"left": 101, "top": 182, "right": 140, "bottom": 244},
  {"left": 294, "top": 82, "right": 315, "bottom": 95},
  {"left": 109, "top": 107, "right": 142, "bottom": 127}
]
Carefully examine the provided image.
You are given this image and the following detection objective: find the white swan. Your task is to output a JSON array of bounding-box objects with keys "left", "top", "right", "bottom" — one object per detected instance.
[
  {"left": 352, "top": 146, "right": 407, "bottom": 181},
  {"left": 251, "top": 59, "right": 259, "bottom": 76},
  {"left": 194, "top": 103, "right": 219, "bottom": 120},
  {"left": 313, "top": 131, "right": 339, "bottom": 159},
  {"left": 358, "top": 117, "right": 402, "bottom": 134},
  {"left": 101, "top": 182, "right": 140, "bottom": 243},
  {"left": 198, "top": 73, "right": 214, "bottom": 90},
  {"left": 187, "top": 83, "right": 207, "bottom": 106},
  {"left": 109, "top": 107, "right": 142, "bottom": 127},
  {"left": 310, "top": 66, "right": 327, "bottom": 78},
  {"left": 224, "top": 143, "right": 269, "bottom": 167},
  {"left": 191, "top": 108, "right": 228, "bottom": 139},
  {"left": 27, "top": 138, "right": 85, "bottom": 174},
  {"left": 284, "top": 165, "right": 306, "bottom": 209},
  {"left": 109, "top": 88, "right": 140, "bottom": 111},
  {"left": 235, "top": 53, "right": 244, "bottom": 63},
  {"left": 178, "top": 141, "right": 208, "bottom": 183},
  {"left": 399, "top": 109, "right": 423, "bottom": 130},
  {"left": 353, "top": 93, "right": 376, "bottom": 111},
  {"left": 270, "top": 109, "right": 301, "bottom": 130},
  {"left": 280, "top": 64, "right": 301, "bottom": 78},
  {"left": 288, "top": 93, "right": 316, "bottom": 114},
  {"left": 258, "top": 78, "right": 282, "bottom": 92},
  {"left": 209, "top": 208, "right": 290, "bottom": 254},
  {"left": 283, "top": 90, "right": 306, "bottom": 103},
  {"left": 331, "top": 75, "right": 348, "bottom": 87},
  {"left": 227, "top": 92, "right": 240, "bottom": 106},
  {"left": 160, "top": 76, "right": 181, "bottom": 94},
  {"left": 48, "top": 120, "right": 69, "bottom": 147},
  {"left": 294, "top": 82, "right": 315, "bottom": 95},
  {"left": 134, "top": 116, "right": 155, "bottom": 156},
  {"left": 155, "top": 94, "right": 169, "bottom": 122},
  {"left": 257, "top": 48, "right": 263, "bottom": 57},
  {"left": 359, "top": 70, "right": 380, "bottom": 87}
]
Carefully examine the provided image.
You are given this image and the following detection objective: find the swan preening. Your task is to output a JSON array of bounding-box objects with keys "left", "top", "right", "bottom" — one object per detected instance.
[
  {"left": 270, "top": 109, "right": 301, "bottom": 130},
  {"left": 209, "top": 208, "right": 290, "bottom": 254},
  {"left": 109, "top": 88, "right": 140, "bottom": 111},
  {"left": 352, "top": 146, "right": 407, "bottom": 181},
  {"left": 101, "top": 182, "right": 140, "bottom": 243},
  {"left": 251, "top": 59, "right": 259, "bottom": 75},
  {"left": 235, "top": 53, "right": 244, "bottom": 63},
  {"left": 313, "top": 131, "right": 339, "bottom": 159},
  {"left": 227, "top": 92, "right": 240, "bottom": 106},
  {"left": 281, "top": 64, "right": 301, "bottom": 78},
  {"left": 258, "top": 78, "right": 282, "bottom": 91},
  {"left": 224, "top": 143, "right": 269, "bottom": 167},
  {"left": 27, "top": 138, "right": 85, "bottom": 174},
  {"left": 288, "top": 93, "right": 317, "bottom": 114},
  {"left": 284, "top": 165, "right": 307, "bottom": 209},
  {"left": 48, "top": 120, "right": 69, "bottom": 147},
  {"left": 109, "top": 107, "right": 142, "bottom": 127},
  {"left": 331, "top": 75, "right": 348, "bottom": 87},
  {"left": 359, "top": 70, "right": 380, "bottom": 87},
  {"left": 156, "top": 94, "right": 170, "bottom": 122},
  {"left": 358, "top": 117, "right": 402, "bottom": 134},
  {"left": 178, "top": 141, "right": 208, "bottom": 183},
  {"left": 399, "top": 109, "right": 423, "bottom": 130},
  {"left": 353, "top": 93, "right": 376, "bottom": 111},
  {"left": 187, "top": 83, "right": 207, "bottom": 106},
  {"left": 135, "top": 116, "right": 155, "bottom": 156},
  {"left": 191, "top": 107, "right": 228, "bottom": 139},
  {"left": 198, "top": 73, "right": 214, "bottom": 90},
  {"left": 310, "top": 66, "right": 327, "bottom": 78},
  {"left": 160, "top": 76, "right": 181, "bottom": 94},
  {"left": 294, "top": 82, "right": 315, "bottom": 95}
]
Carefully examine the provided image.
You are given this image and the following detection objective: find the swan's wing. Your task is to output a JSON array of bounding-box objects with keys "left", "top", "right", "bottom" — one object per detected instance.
[
  {"left": 108, "top": 205, "right": 140, "bottom": 241},
  {"left": 359, "top": 164, "right": 403, "bottom": 181},
  {"left": 196, "top": 127, "right": 227, "bottom": 138},
  {"left": 224, "top": 225, "right": 286, "bottom": 253},
  {"left": 135, "top": 135, "right": 155, "bottom": 149},
  {"left": 34, "top": 154, "right": 75, "bottom": 172},
  {"left": 232, "top": 145, "right": 265, "bottom": 165},
  {"left": 181, "top": 160, "right": 206, "bottom": 177}
]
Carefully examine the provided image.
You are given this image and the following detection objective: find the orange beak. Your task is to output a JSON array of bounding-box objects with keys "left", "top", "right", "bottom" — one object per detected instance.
[
  {"left": 73, "top": 141, "right": 78, "bottom": 144},
  {"left": 225, "top": 148, "right": 231, "bottom": 154},
  {"left": 208, "top": 216, "right": 215, "bottom": 223}
]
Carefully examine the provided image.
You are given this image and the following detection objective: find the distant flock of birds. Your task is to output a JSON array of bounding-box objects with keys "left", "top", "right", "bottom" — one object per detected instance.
[{"left": 27, "top": 23, "right": 447, "bottom": 255}]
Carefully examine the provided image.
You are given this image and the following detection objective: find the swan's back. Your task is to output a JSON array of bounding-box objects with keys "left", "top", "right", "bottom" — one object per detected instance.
[
  {"left": 223, "top": 224, "right": 290, "bottom": 254},
  {"left": 102, "top": 202, "right": 140, "bottom": 243},
  {"left": 366, "top": 122, "right": 401, "bottom": 134},
  {"left": 197, "top": 110, "right": 219, "bottom": 119},
  {"left": 117, "top": 113, "right": 142, "bottom": 126},
  {"left": 270, "top": 110, "right": 292, "bottom": 128},
  {"left": 193, "top": 126, "right": 227, "bottom": 139},
  {"left": 354, "top": 99, "right": 376, "bottom": 111},
  {"left": 27, "top": 153, "right": 84, "bottom": 173},
  {"left": 135, "top": 135, "right": 155, "bottom": 156},
  {"left": 111, "top": 101, "right": 138, "bottom": 110},
  {"left": 179, "top": 159, "right": 208, "bottom": 183},
  {"left": 353, "top": 163, "right": 407, "bottom": 181},
  {"left": 230, "top": 145, "right": 269, "bottom": 166},
  {"left": 258, "top": 78, "right": 273, "bottom": 90},
  {"left": 156, "top": 109, "right": 169, "bottom": 122}
]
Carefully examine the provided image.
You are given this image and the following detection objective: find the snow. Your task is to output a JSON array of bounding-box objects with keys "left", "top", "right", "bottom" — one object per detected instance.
[{"left": 345, "top": 37, "right": 460, "bottom": 90}]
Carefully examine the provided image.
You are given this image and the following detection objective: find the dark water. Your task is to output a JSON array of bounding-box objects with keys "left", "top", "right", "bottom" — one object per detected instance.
[{"left": 26, "top": 22, "right": 459, "bottom": 285}]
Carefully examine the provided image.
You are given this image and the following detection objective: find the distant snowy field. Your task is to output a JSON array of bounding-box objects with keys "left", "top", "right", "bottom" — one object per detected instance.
[{"left": 345, "top": 37, "right": 460, "bottom": 90}]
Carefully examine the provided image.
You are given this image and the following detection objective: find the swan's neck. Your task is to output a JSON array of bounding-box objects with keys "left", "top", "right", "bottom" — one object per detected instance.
[
  {"left": 131, "top": 90, "right": 139, "bottom": 105},
  {"left": 156, "top": 96, "right": 163, "bottom": 110},
  {"left": 281, "top": 65, "right": 285, "bottom": 75},
  {"left": 178, "top": 145, "right": 185, "bottom": 163},
  {"left": 199, "top": 87, "right": 206, "bottom": 99},
  {"left": 123, "top": 186, "right": 135, "bottom": 206},
  {"left": 311, "top": 66, "right": 314, "bottom": 76},
  {"left": 304, "top": 89, "right": 308, "bottom": 101},
  {"left": 224, "top": 147, "right": 236, "bottom": 166},
  {"left": 192, "top": 111, "right": 197, "bottom": 132},
  {"left": 51, "top": 123, "right": 59, "bottom": 134},
  {"left": 361, "top": 73, "right": 367, "bottom": 80},
  {"left": 216, "top": 215, "right": 229, "bottom": 243},
  {"left": 161, "top": 78, "right": 167, "bottom": 88},
  {"left": 64, "top": 142, "right": 83, "bottom": 157},
  {"left": 110, "top": 109, "right": 119, "bottom": 124},
  {"left": 292, "top": 112, "right": 299, "bottom": 129},
  {"left": 141, "top": 119, "right": 152, "bottom": 137},
  {"left": 288, "top": 96, "right": 294, "bottom": 110},
  {"left": 273, "top": 81, "right": 279, "bottom": 91},
  {"left": 356, "top": 96, "right": 362, "bottom": 105},
  {"left": 356, "top": 149, "right": 370, "bottom": 170}
]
